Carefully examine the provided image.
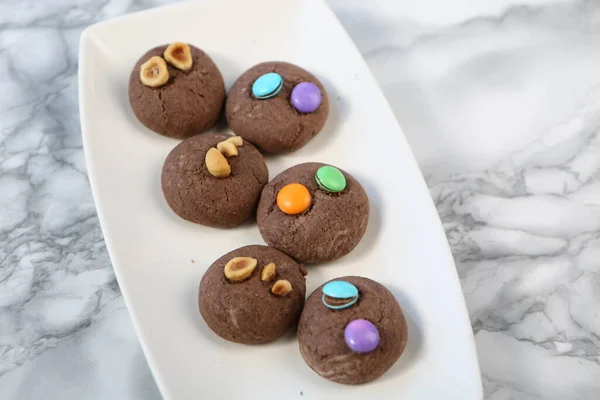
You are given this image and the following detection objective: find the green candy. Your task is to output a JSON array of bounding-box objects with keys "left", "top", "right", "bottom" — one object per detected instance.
[{"left": 315, "top": 165, "right": 346, "bottom": 193}]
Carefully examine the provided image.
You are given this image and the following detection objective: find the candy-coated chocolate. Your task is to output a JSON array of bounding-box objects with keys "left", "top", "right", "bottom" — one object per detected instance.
[
  {"left": 252, "top": 72, "right": 283, "bottom": 99},
  {"left": 315, "top": 166, "right": 346, "bottom": 193},
  {"left": 344, "top": 319, "right": 380, "bottom": 354},
  {"left": 322, "top": 280, "right": 359, "bottom": 309},
  {"left": 291, "top": 82, "right": 322, "bottom": 113},
  {"left": 277, "top": 183, "right": 311, "bottom": 215},
  {"left": 323, "top": 280, "right": 358, "bottom": 299}
]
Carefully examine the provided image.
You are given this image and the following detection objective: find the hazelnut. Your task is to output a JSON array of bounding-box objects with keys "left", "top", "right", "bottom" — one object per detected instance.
[
  {"left": 271, "top": 280, "right": 292, "bottom": 297},
  {"left": 140, "top": 56, "right": 169, "bottom": 87},
  {"left": 217, "top": 141, "right": 238, "bottom": 157},
  {"left": 164, "top": 42, "right": 193, "bottom": 71},
  {"left": 261, "top": 263, "right": 276, "bottom": 282},
  {"left": 224, "top": 257, "right": 257, "bottom": 282},
  {"left": 225, "top": 136, "right": 243, "bottom": 147},
  {"left": 205, "top": 148, "right": 231, "bottom": 178}
]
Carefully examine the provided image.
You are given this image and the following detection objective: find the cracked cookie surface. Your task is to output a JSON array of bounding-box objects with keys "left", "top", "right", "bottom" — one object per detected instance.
[
  {"left": 199, "top": 245, "right": 307, "bottom": 344},
  {"left": 298, "top": 276, "right": 408, "bottom": 384},
  {"left": 129, "top": 44, "right": 225, "bottom": 139},
  {"left": 225, "top": 62, "right": 329, "bottom": 154},
  {"left": 257, "top": 162, "right": 369, "bottom": 263},
  {"left": 161, "top": 133, "right": 268, "bottom": 228}
]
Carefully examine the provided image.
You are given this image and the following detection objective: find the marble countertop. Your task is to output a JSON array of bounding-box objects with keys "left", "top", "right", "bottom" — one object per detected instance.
[{"left": 2, "top": 0, "right": 600, "bottom": 398}]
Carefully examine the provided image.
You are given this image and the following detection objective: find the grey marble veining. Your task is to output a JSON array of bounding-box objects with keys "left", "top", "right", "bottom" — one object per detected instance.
[{"left": 2, "top": 0, "right": 600, "bottom": 399}]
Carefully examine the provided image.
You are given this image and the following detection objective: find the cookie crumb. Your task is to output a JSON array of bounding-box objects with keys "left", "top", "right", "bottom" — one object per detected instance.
[
  {"left": 191, "top": 260, "right": 195, "bottom": 263},
  {"left": 299, "top": 265, "right": 308, "bottom": 277}
]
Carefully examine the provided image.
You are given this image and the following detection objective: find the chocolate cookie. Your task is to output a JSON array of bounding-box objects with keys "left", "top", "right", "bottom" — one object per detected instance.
[
  {"left": 129, "top": 43, "right": 225, "bottom": 139},
  {"left": 298, "top": 276, "right": 408, "bottom": 384},
  {"left": 225, "top": 62, "right": 329, "bottom": 153},
  {"left": 257, "top": 162, "right": 369, "bottom": 263},
  {"left": 199, "top": 245, "right": 307, "bottom": 344},
  {"left": 161, "top": 133, "right": 268, "bottom": 228}
]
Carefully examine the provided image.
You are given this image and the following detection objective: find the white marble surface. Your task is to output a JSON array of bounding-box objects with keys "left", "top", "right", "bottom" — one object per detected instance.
[{"left": 1, "top": 0, "right": 600, "bottom": 398}]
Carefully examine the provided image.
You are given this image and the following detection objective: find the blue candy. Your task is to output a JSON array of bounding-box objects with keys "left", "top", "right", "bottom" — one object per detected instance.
[
  {"left": 252, "top": 72, "right": 283, "bottom": 99},
  {"left": 322, "top": 281, "right": 359, "bottom": 310}
]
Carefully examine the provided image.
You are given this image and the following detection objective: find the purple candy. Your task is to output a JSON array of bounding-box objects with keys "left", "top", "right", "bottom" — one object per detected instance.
[
  {"left": 291, "top": 82, "right": 322, "bottom": 113},
  {"left": 344, "top": 319, "right": 380, "bottom": 354}
]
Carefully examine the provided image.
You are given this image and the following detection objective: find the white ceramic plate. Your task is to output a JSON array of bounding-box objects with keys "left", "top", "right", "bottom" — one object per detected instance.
[{"left": 79, "top": 0, "right": 482, "bottom": 398}]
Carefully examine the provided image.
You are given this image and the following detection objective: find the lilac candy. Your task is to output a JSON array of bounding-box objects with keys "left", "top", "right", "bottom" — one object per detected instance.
[
  {"left": 291, "top": 82, "right": 322, "bottom": 113},
  {"left": 344, "top": 319, "right": 380, "bottom": 354}
]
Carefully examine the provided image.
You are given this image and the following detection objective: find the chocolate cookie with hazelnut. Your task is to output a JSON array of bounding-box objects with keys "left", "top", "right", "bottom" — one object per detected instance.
[
  {"left": 129, "top": 42, "right": 226, "bottom": 139},
  {"left": 199, "top": 245, "right": 307, "bottom": 344},
  {"left": 161, "top": 133, "right": 268, "bottom": 228}
]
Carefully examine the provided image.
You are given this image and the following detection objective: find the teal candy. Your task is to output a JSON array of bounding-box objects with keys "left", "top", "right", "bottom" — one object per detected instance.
[
  {"left": 322, "top": 281, "right": 359, "bottom": 310},
  {"left": 252, "top": 72, "right": 283, "bottom": 99},
  {"left": 315, "top": 166, "right": 347, "bottom": 193}
]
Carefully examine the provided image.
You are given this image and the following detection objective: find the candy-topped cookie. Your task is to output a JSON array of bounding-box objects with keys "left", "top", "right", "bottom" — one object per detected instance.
[
  {"left": 257, "top": 162, "right": 369, "bottom": 263},
  {"left": 225, "top": 62, "right": 329, "bottom": 154},
  {"left": 129, "top": 43, "right": 225, "bottom": 138},
  {"left": 298, "top": 276, "right": 408, "bottom": 384},
  {"left": 198, "top": 245, "right": 307, "bottom": 344},
  {"left": 161, "top": 133, "right": 268, "bottom": 228}
]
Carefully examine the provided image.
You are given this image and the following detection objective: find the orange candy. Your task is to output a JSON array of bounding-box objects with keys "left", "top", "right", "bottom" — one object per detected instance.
[{"left": 277, "top": 183, "right": 311, "bottom": 215}]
